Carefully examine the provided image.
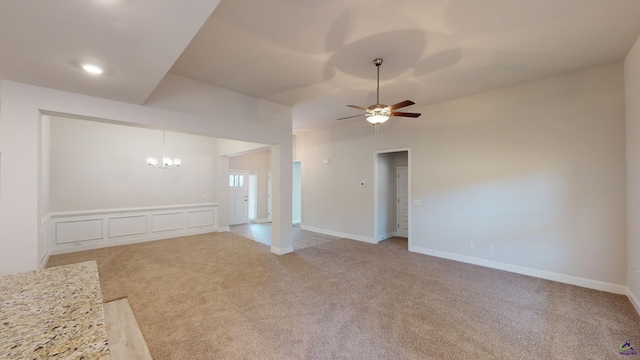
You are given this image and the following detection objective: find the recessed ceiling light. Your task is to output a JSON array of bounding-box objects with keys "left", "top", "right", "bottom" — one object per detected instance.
[{"left": 82, "top": 64, "right": 103, "bottom": 74}]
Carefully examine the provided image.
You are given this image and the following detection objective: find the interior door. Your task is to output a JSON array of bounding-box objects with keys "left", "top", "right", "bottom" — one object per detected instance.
[
  {"left": 396, "top": 166, "right": 409, "bottom": 238},
  {"left": 229, "top": 171, "right": 249, "bottom": 225}
]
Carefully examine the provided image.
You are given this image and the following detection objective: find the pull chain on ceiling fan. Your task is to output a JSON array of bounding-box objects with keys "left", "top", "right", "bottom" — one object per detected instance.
[{"left": 338, "top": 58, "right": 421, "bottom": 124}]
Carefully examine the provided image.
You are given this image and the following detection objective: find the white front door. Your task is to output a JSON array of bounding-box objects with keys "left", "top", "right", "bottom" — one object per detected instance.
[
  {"left": 396, "top": 166, "right": 409, "bottom": 238},
  {"left": 229, "top": 171, "right": 249, "bottom": 225}
]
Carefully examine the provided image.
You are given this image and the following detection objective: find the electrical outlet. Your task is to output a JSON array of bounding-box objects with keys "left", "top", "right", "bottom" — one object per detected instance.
[
  {"left": 489, "top": 245, "right": 495, "bottom": 253},
  {"left": 470, "top": 242, "right": 475, "bottom": 249}
]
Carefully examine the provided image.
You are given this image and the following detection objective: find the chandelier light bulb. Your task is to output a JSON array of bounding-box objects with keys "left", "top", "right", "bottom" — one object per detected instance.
[{"left": 147, "top": 131, "right": 181, "bottom": 168}]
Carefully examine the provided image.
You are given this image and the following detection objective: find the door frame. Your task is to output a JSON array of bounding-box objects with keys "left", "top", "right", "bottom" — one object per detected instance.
[
  {"left": 396, "top": 165, "right": 409, "bottom": 238},
  {"left": 373, "top": 148, "right": 411, "bottom": 247}
]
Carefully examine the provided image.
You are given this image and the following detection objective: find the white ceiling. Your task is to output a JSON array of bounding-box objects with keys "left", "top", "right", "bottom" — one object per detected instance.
[
  {"left": 0, "top": 0, "right": 219, "bottom": 104},
  {"left": 2, "top": 0, "right": 640, "bottom": 132}
]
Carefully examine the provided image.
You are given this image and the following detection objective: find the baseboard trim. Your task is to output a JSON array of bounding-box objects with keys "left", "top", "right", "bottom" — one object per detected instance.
[
  {"left": 40, "top": 248, "right": 51, "bottom": 269},
  {"left": 409, "top": 245, "right": 627, "bottom": 295},
  {"left": 49, "top": 228, "right": 220, "bottom": 257},
  {"left": 378, "top": 232, "right": 396, "bottom": 241},
  {"left": 628, "top": 287, "right": 640, "bottom": 316},
  {"left": 250, "top": 218, "right": 270, "bottom": 224},
  {"left": 300, "top": 225, "right": 375, "bottom": 244},
  {"left": 217, "top": 226, "right": 231, "bottom": 232},
  {"left": 271, "top": 246, "right": 293, "bottom": 255}
]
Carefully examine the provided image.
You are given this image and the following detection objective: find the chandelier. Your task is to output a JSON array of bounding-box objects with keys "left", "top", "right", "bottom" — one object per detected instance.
[{"left": 147, "top": 131, "right": 181, "bottom": 168}]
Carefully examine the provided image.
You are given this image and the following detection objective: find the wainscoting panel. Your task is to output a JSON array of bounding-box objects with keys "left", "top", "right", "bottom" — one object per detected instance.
[
  {"left": 56, "top": 219, "right": 103, "bottom": 244},
  {"left": 109, "top": 215, "right": 147, "bottom": 238},
  {"left": 152, "top": 213, "right": 183, "bottom": 233},
  {"left": 186, "top": 209, "right": 215, "bottom": 228},
  {"left": 46, "top": 203, "right": 220, "bottom": 260}
]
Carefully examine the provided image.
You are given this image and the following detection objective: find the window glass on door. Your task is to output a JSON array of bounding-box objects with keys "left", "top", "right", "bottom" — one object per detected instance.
[{"left": 229, "top": 174, "right": 244, "bottom": 187}]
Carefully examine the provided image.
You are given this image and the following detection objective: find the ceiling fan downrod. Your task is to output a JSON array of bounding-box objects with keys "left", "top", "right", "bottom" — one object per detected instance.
[{"left": 374, "top": 58, "right": 383, "bottom": 105}]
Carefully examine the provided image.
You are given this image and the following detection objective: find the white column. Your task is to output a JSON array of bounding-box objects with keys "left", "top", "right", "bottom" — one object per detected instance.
[
  {"left": 270, "top": 143, "right": 293, "bottom": 254},
  {"left": 0, "top": 82, "right": 40, "bottom": 274},
  {"left": 216, "top": 155, "right": 230, "bottom": 231}
]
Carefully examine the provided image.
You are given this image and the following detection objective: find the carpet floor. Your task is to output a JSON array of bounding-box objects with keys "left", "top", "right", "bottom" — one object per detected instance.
[{"left": 47, "top": 232, "right": 640, "bottom": 359}]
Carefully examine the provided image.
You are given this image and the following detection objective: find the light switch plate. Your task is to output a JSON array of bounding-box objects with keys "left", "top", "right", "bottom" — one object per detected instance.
[{"left": 413, "top": 200, "right": 422, "bottom": 206}]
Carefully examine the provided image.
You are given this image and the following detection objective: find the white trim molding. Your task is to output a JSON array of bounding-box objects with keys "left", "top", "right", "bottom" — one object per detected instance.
[
  {"left": 271, "top": 246, "right": 293, "bottom": 255},
  {"left": 44, "top": 203, "right": 220, "bottom": 263},
  {"left": 39, "top": 220, "right": 51, "bottom": 269},
  {"left": 628, "top": 288, "right": 640, "bottom": 316},
  {"left": 300, "top": 225, "right": 375, "bottom": 244},
  {"left": 409, "top": 245, "right": 628, "bottom": 295},
  {"left": 250, "top": 218, "right": 271, "bottom": 224},
  {"left": 378, "top": 232, "right": 397, "bottom": 242}
]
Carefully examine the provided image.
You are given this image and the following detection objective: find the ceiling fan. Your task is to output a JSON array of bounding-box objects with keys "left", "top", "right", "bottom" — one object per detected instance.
[{"left": 338, "top": 58, "right": 421, "bottom": 124}]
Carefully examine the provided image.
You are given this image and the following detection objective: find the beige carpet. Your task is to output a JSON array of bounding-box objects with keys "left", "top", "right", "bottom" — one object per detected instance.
[{"left": 47, "top": 232, "right": 640, "bottom": 359}]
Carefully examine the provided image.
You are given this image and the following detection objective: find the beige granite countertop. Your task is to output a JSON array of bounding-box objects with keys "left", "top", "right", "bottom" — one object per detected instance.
[{"left": 0, "top": 261, "right": 111, "bottom": 359}]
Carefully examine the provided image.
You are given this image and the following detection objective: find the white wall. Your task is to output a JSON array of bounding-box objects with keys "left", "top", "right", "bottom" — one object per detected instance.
[
  {"left": 296, "top": 125, "right": 375, "bottom": 240},
  {"left": 217, "top": 138, "right": 269, "bottom": 157},
  {"left": 0, "top": 74, "right": 293, "bottom": 275},
  {"left": 50, "top": 117, "right": 218, "bottom": 211},
  {"left": 625, "top": 35, "right": 640, "bottom": 311},
  {"left": 229, "top": 150, "right": 271, "bottom": 220},
  {"left": 296, "top": 62, "right": 627, "bottom": 290}
]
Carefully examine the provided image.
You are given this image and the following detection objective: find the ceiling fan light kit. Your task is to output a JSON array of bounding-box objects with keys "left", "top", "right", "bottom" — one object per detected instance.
[
  {"left": 338, "top": 58, "right": 421, "bottom": 124},
  {"left": 367, "top": 114, "right": 389, "bottom": 124}
]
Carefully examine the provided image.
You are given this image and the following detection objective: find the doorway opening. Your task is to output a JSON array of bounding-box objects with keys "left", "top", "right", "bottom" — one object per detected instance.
[{"left": 374, "top": 149, "right": 410, "bottom": 248}]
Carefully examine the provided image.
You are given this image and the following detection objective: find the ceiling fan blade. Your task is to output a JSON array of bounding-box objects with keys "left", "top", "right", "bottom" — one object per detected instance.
[
  {"left": 347, "top": 104, "right": 368, "bottom": 111},
  {"left": 390, "top": 111, "right": 421, "bottom": 118},
  {"left": 389, "top": 100, "right": 415, "bottom": 110},
  {"left": 337, "top": 113, "right": 366, "bottom": 120}
]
